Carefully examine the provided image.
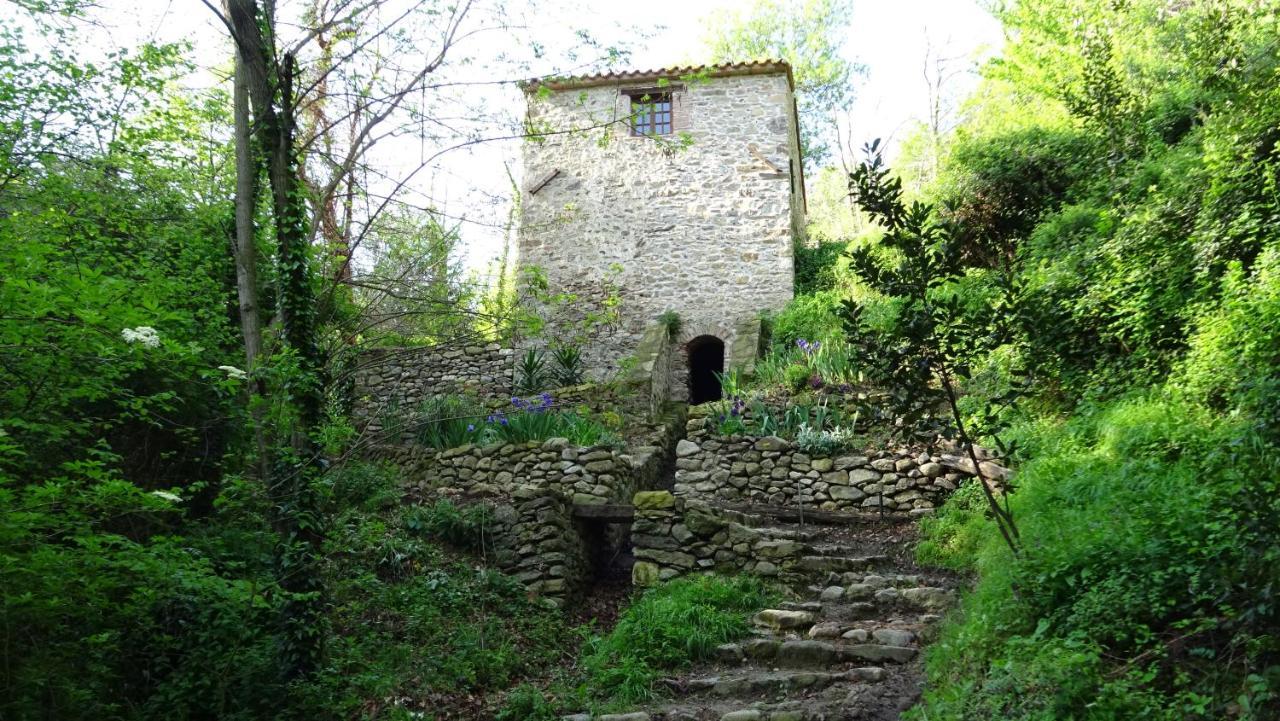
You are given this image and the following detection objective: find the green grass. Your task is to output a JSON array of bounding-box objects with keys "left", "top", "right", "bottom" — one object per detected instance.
[
  {"left": 580, "top": 575, "right": 776, "bottom": 705},
  {"left": 494, "top": 575, "right": 779, "bottom": 716}
]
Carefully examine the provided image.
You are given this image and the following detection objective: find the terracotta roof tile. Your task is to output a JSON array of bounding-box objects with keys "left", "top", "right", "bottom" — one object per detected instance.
[{"left": 523, "top": 59, "right": 794, "bottom": 92}]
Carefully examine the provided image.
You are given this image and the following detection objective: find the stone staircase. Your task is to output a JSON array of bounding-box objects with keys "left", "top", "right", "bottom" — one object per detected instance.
[{"left": 566, "top": 510, "right": 961, "bottom": 721}]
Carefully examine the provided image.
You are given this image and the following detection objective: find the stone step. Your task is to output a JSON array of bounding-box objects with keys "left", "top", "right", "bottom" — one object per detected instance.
[
  {"left": 716, "top": 638, "right": 918, "bottom": 667},
  {"left": 716, "top": 501, "right": 917, "bottom": 527},
  {"left": 820, "top": 571, "right": 925, "bottom": 589},
  {"left": 809, "top": 543, "right": 883, "bottom": 556},
  {"left": 794, "top": 555, "right": 887, "bottom": 574},
  {"left": 591, "top": 704, "right": 848, "bottom": 721},
  {"left": 751, "top": 605, "right": 927, "bottom": 635},
  {"left": 808, "top": 583, "right": 956, "bottom": 612},
  {"left": 676, "top": 667, "right": 885, "bottom": 697},
  {"left": 752, "top": 609, "right": 817, "bottom": 631},
  {"left": 806, "top": 623, "right": 918, "bottom": 647},
  {"left": 574, "top": 700, "right": 866, "bottom": 721},
  {"left": 748, "top": 525, "right": 824, "bottom": 542},
  {"left": 777, "top": 600, "right": 823, "bottom": 613}
]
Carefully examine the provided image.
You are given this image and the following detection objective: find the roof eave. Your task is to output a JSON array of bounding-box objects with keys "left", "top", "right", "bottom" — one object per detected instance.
[{"left": 522, "top": 60, "right": 795, "bottom": 94}]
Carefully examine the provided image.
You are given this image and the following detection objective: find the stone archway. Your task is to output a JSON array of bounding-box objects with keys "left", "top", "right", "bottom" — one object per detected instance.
[{"left": 686, "top": 335, "right": 725, "bottom": 405}]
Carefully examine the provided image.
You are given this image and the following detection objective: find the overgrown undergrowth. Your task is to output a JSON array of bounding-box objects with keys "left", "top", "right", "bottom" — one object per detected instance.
[{"left": 913, "top": 393, "right": 1280, "bottom": 719}]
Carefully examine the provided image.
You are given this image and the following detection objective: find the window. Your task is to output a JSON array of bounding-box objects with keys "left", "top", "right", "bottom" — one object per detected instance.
[{"left": 630, "top": 92, "right": 672, "bottom": 136}]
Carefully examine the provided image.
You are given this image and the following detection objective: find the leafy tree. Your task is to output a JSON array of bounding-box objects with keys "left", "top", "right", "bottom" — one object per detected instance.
[
  {"left": 0, "top": 6, "right": 274, "bottom": 718},
  {"left": 842, "top": 140, "right": 1024, "bottom": 556},
  {"left": 873, "top": 1, "right": 1280, "bottom": 717},
  {"left": 700, "top": 0, "right": 864, "bottom": 166}
]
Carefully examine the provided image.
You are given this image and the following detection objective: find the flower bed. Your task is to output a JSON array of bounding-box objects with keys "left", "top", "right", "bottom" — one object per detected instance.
[{"left": 381, "top": 392, "right": 622, "bottom": 450}]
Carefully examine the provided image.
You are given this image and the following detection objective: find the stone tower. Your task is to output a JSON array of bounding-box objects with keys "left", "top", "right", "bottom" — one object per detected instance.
[{"left": 518, "top": 60, "right": 804, "bottom": 402}]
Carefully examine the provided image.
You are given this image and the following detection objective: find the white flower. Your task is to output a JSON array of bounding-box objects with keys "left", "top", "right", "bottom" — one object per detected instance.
[
  {"left": 217, "top": 365, "right": 248, "bottom": 380},
  {"left": 122, "top": 326, "right": 160, "bottom": 348},
  {"left": 151, "top": 490, "right": 182, "bottom": 503}
]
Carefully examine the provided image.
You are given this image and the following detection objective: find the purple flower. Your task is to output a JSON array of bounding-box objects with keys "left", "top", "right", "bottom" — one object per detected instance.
[
  {"left": 500, "top": 416, "right": 509, "bottom": 426},
  {"left": 467, "top": 423, "right": 475, "bottom": 432},
  {"left": 729, "top": 396, "right": 746, "bottom": 417}
]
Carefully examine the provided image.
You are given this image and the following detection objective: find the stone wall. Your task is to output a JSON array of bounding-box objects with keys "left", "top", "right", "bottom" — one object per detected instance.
[
  {"left": 631, "top": 491, "right": 814, "bottom": 586},
  {"left": 354, "top": 344, "right": 513, "bottom": 440},
  {"left": 627, "top": 321, "right": 677, "bottom": 416},
  {"left": 672, "top": 417, "right": 974, "bottom": 515},
  {"left": 489, "top": 486, "right": 592, "bottom": 604},
  {"left": 399, "top": 438, "right": 637, "bottom": 507},
  {"left": 389, "top": 413, "right": 686, "bottom": 605},
  {"left": 519, "top": 64, "right": 801, "bottom": 383}
]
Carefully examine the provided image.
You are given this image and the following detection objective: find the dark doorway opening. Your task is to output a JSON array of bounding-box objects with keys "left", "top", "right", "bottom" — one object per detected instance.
[{"left": 687, "top": 335, "right": 725, "bottom": 405}]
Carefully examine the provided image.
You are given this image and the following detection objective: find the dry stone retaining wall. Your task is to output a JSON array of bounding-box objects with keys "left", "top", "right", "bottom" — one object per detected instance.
[
  {"left": 398, "top": 438, "right": 638, "bottom": 507},
  {"left": 353, "top": 344, "right": 514, "bottom": 440},
  {"left": 631, "top": 492, "right": 812, "bottom": 586},
  {"left": 386, "top": 413, "right": 686, "bottom": 605},
  {"left": 673, "top": 417, "right": 974, "bottom": 514},
  {"left": 487, "top": 486, "right": 592, "bottom": 603}
]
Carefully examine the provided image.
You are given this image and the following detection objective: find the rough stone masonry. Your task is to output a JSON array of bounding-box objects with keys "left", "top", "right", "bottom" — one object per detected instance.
[{"left": 518, "top": 61, "right": 805, "bottom": 394}]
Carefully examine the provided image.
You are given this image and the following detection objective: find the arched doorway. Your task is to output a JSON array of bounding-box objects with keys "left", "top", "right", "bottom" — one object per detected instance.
[{"left": 686, "top": 335, "right": 724, "bottom": 405}]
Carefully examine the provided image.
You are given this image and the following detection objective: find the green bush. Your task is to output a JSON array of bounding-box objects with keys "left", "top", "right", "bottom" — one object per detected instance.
[
  {"left": 495, "top": 684, "right": 559, "bottom": 721},
  {"left": 883, "top": 4, "right": 1280, "bottom": 718},
  {"left": 398, "top": 394, "right": 620, "bottom": 451},
  {"left": 768, "top": 291, "right": 844, "bottom": 349},
  {"left": 794, "top": 239, "right": 848, "bottom": 295},
  {"left": 303, "top": 471, "right": 574, "bottom": 719},
  {"left": 914, "top": 479, "right": 990, "bottom": 571},
  {"left": 937, "top": 126, "right": 1097, "bottom": 267},
  {"left": 404, "top": 499, "right": 494, "bottom": 551},
  {"left": 657, "top": 310, "right": 682, "bottom": 340},
  {"left": 754, "top": 336, "right": 860, "bottom": 392},
  {"left": 1177, "top": 249, "right": 1280, "bottom": 434},
  {"left": 488, "top": 397, "right": 621, "bottom": 448},
  {"left": 783, "top": 363, "right": 812, "bottom": 392},
  {"left": 515, "top": 348, "right": 550, "bottom": 394},
  {"left": 550, "top": 344, "right": 585, "bottom": 386},
  {"left": 913, "top": 393, "right": 1280, "bottom": 720}
]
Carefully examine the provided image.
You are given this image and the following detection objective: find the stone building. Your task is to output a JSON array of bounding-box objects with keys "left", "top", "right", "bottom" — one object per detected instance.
[{"left": 518, "top": 60, "right": 804, "bottom": 403}]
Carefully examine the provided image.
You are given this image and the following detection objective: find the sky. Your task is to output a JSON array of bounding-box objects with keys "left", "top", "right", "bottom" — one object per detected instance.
[
  {"left": 606, "top": 0, "right": 1002, "bottom": 159},
  {"left": 54, "top": 0, "right": 1003, "bottom": 273}
]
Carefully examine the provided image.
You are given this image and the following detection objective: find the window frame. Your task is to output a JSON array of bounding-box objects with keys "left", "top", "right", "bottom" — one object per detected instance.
[{"left": 628, "top": 90, "right": 674, "bottom": 137}]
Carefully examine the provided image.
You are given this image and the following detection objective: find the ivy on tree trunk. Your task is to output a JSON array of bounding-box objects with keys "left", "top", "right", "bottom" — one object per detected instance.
[{"left": 224, "top": 0, "right": 328, "bottom": 681}]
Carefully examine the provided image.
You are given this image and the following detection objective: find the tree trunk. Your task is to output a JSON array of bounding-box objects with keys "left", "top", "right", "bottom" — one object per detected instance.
[
  {"left": 231, "top": 53, "right": 272, "bottom": 480},
  {"left": 232, "top": 57, "right": 263, "bottom": 370},
  {"left": 226, "top": 0, "right": 328, "bottom": 681}
]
